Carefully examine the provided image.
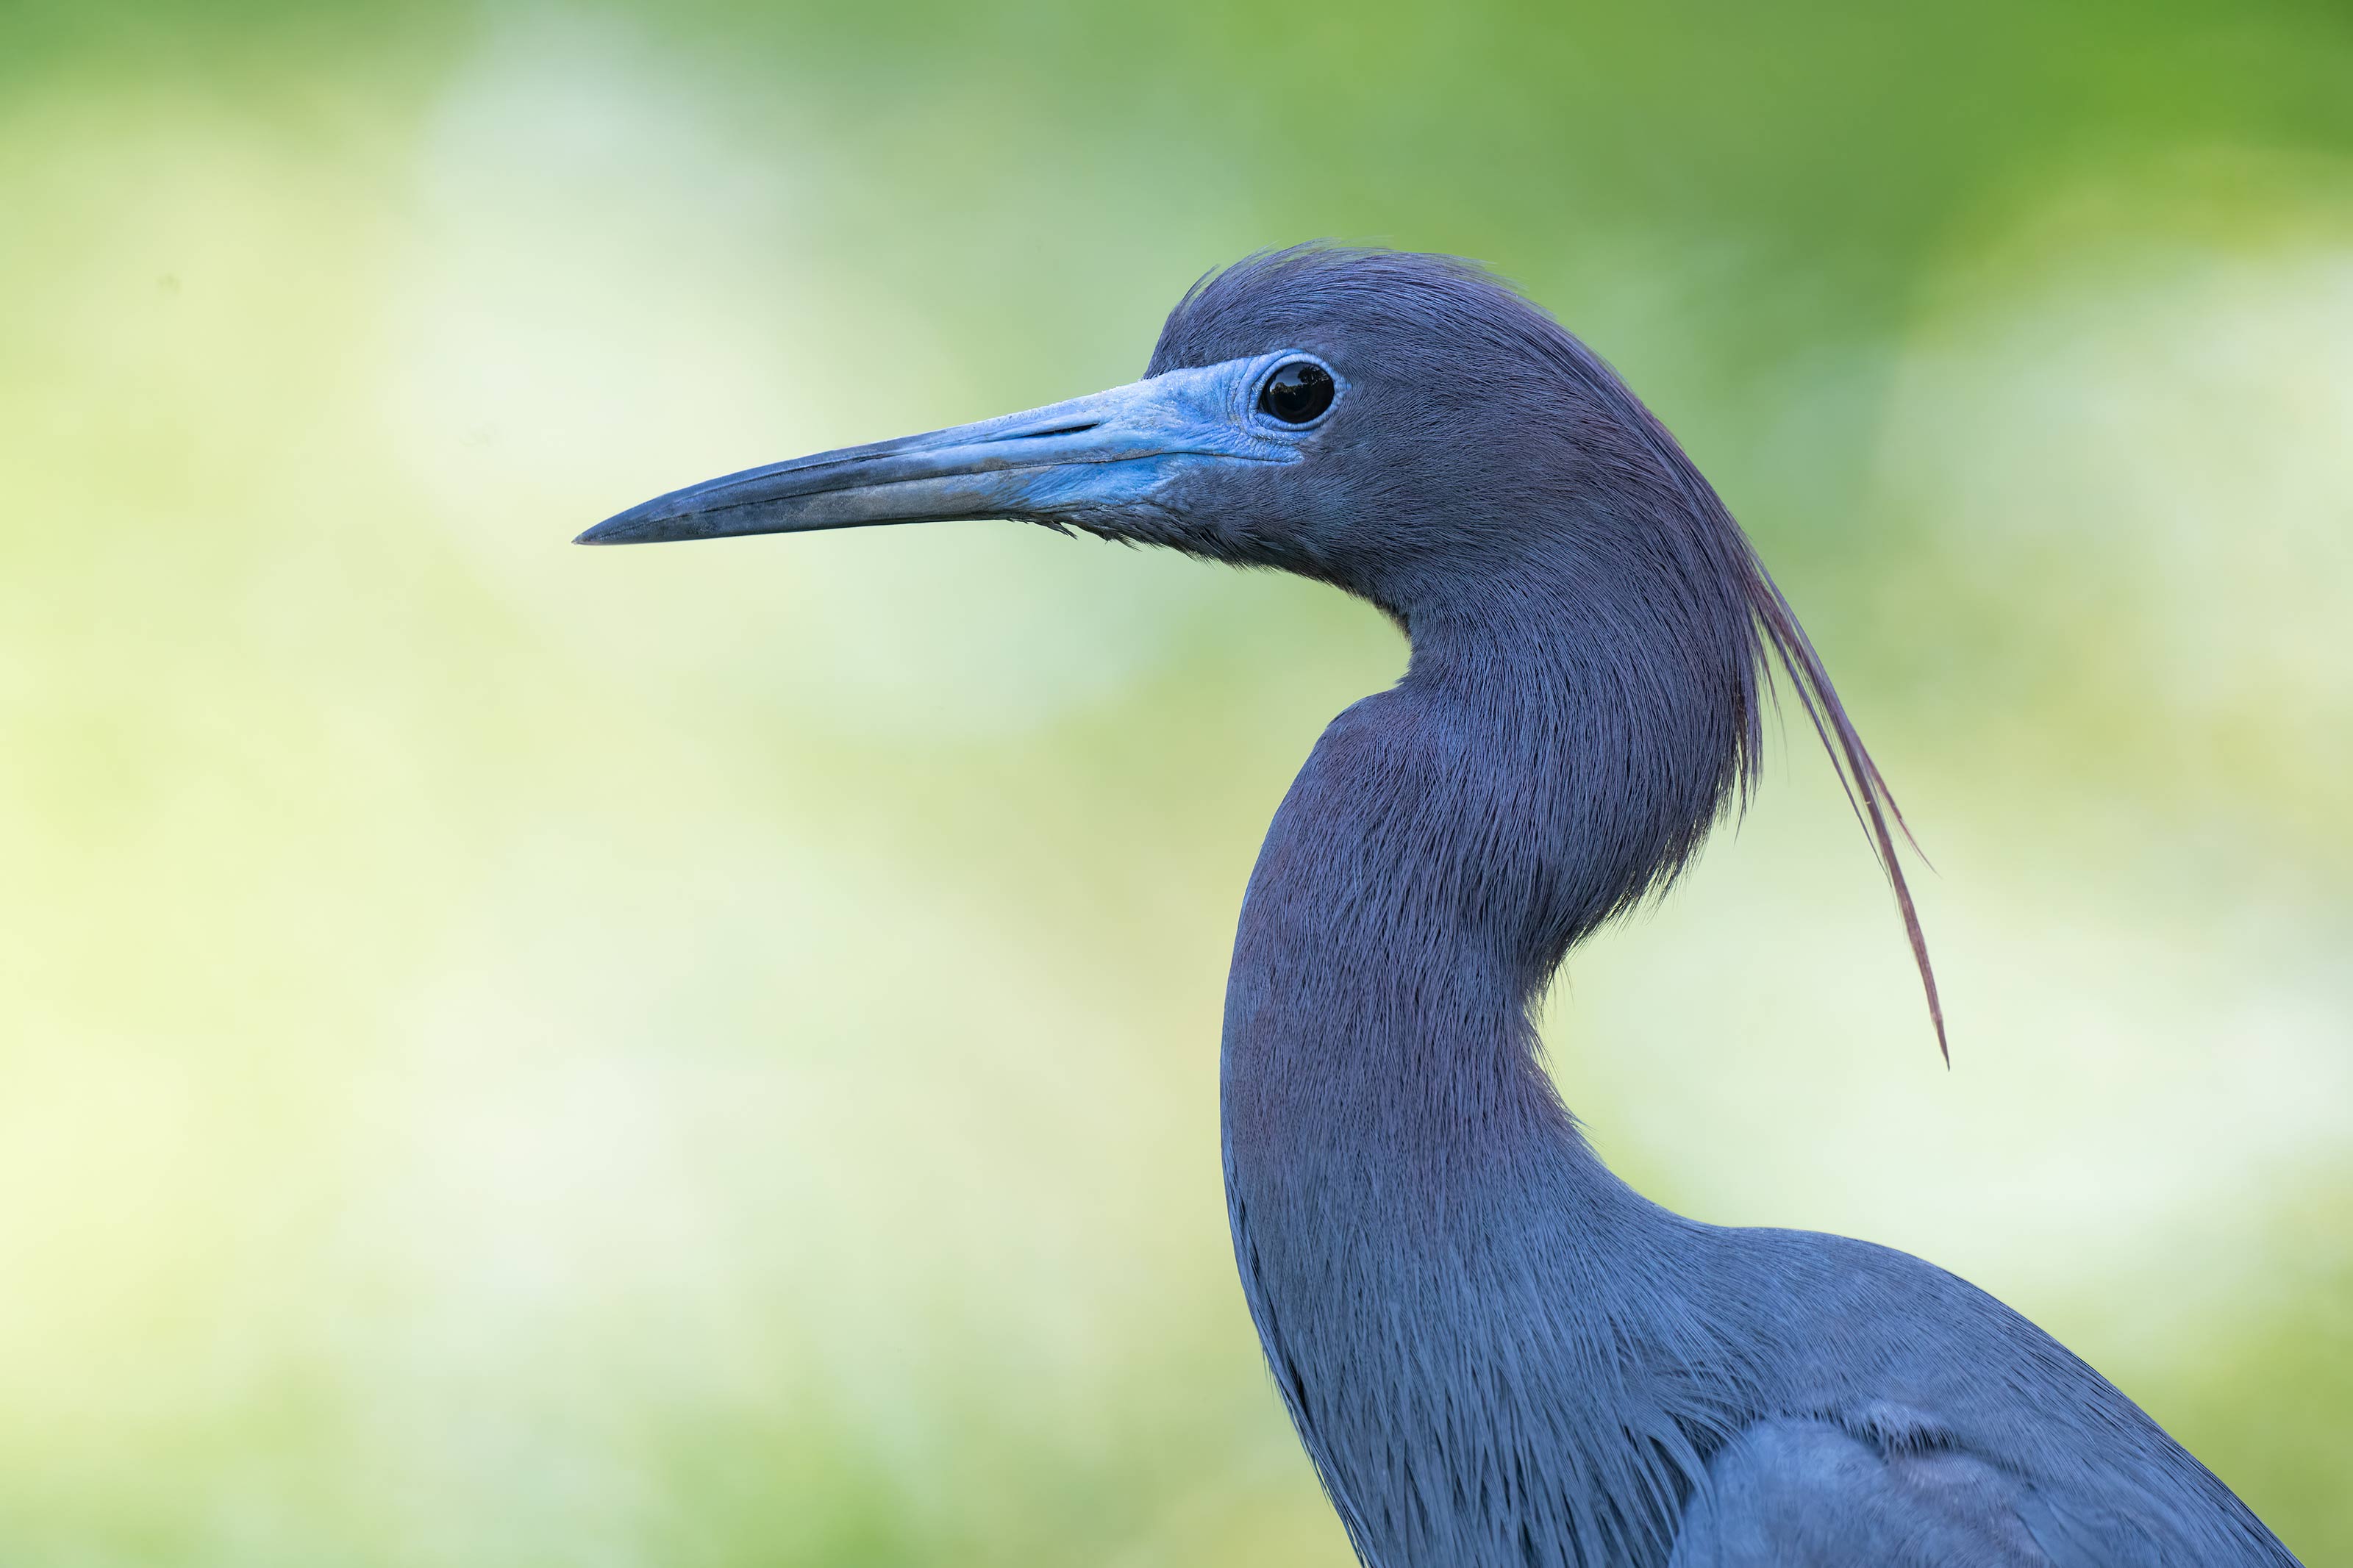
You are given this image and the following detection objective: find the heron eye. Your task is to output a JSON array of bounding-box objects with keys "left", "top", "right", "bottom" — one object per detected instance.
[{"left": 1259, "top": 361, "right": 1335, "bottom": 424}]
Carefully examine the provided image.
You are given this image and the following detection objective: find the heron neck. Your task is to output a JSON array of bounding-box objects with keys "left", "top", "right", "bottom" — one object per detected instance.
[{"left": 1221, "top": 591, "right": 1694, "bottom": 1230}]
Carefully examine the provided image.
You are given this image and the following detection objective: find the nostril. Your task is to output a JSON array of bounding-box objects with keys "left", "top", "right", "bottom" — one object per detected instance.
[{"left": 1021, "top": 420, "right": 1099, "bottom": 440}]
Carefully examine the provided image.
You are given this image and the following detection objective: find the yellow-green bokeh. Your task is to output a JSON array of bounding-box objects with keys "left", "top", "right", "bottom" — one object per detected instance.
[{"left": 4, "top": 3, "right": 2349, "bottom": 1563}]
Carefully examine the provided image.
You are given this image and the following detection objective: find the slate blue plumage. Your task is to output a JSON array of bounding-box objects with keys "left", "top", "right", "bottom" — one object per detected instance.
[{"left": 581, "top": 246, "right": 2296, "bottom": 1567}]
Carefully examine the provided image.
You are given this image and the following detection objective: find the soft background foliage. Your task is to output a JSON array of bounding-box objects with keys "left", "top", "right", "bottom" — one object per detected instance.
[{"left": 5, "top": 2, "right": 2350, "bottom": 1563}]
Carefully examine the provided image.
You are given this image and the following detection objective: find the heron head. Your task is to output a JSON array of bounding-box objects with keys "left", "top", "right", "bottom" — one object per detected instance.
[{"left": 577, "top": 248, "right": 1689, "bottom": 617}]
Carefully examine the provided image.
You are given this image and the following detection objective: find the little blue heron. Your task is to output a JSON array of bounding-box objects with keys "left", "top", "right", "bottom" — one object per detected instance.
[{"left": 580, "top": 247, "right": 2295, "bottom": 1566}]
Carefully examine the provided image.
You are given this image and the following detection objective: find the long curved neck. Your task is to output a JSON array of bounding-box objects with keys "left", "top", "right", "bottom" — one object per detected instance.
[
  {"left": 1223, "top": 562, "right": 1740, "bottom": 1179},
  {"left": 1215, "top": 541, "right": 1759, "bottom": 1562}
]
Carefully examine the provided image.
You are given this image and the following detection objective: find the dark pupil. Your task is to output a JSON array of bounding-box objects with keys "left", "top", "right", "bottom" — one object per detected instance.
[{"left": 1260, "top": 362, "right": 1334, "bottom": 423}]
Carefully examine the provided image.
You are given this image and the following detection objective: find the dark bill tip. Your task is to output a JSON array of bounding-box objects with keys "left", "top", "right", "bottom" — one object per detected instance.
[
  {"left": 574, "top": 490, "right": 731, "bottom": 546},
  {"left": 574, "top": 513, "right": 654, "bottom": 546}
]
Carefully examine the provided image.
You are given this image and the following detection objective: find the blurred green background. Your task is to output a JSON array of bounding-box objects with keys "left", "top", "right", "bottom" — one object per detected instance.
[{"left": 5, "top": 1, "right": 2351, "bottom": 1563}]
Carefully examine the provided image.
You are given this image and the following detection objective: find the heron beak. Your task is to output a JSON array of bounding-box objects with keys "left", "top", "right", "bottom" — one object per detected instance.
[{"left": 575, "top": 359, "right": 1289, "bottom": 547}]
